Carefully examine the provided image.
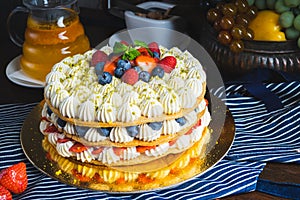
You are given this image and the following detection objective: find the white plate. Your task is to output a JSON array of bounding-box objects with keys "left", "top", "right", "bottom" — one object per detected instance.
[{"left": 6, "top": 56, "right": 45, "bottom": 88}]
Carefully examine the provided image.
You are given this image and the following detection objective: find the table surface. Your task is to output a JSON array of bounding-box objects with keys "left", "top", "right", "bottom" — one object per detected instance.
[{"left": 0, "top": 2, "right": 299, "bottom": 199}]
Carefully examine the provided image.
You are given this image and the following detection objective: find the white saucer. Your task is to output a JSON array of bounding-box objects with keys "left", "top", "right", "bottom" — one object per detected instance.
[{"left": 6, "top": 56, "right": 45, "bottom": 88}]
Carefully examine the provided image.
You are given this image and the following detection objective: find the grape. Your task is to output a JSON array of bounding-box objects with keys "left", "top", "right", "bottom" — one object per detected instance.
[
  {"left": 230, "top": 40, "right": 244, "bottom": 53},
  {"left": 235, "top": 0, "right": 249, "bottom": 13},
  {"left": 275, "top": 0, "right": 291, "bottom": 13},
  {"left": 231, "top": 24, "right": 246, "bottom": 39},
  {"left": 243, "top": 28, "right": 255, "bottom": 40},
  {"left": 207, "top": 8, "right": 221, "bottom": 23},
  {"left": 284, "top": 0, "right": 300, "bottom": 8},
  {"left": 255, "top": 0, "right": 267, "bottom": 10},
  {"left": 217, "top": 30, "right": 232, "bottom": 45},
  {"left": 220, "top": 16, "right": 235, "bottom": 30},
  {"left": 266, "top": 0, "right": 277, "bottom": 9},
  {"left": 236, "top": 14, "right": 250, "bottom": 26},
  {"left": 285, "top": 27, "right": 300, "bottom": 39},
  {"left": 246, "top": 5, "right": 258, "bottom": 20},
  {"left": 222, "top": 3, "right": 238, "bottom": 16},
  {"left": 247, "top": 0, "right": 255, "bottom": 6},
  {"left": 279, "top": 11, "right": 295, "bottom": 28},
  {"left": 293, "top": 14, "right": 300, "bottom": 30}
]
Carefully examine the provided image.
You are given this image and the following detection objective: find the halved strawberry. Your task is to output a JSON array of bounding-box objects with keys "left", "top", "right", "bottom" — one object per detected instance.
[
  {"left": 136, "top": 146, "right": 156, "bottom": 153},
  {"left": 69, "top": 143, "right": 87, "bottom": 153},
  {"left": 103, "top": 61, "right": 116, "bottom": 75},
  {"left": 44, "top": 124, "right": 59, "bottom": 133},
  {"left": 138, "top": 47, "right": 151, "bottom": 57},
  {"left": 158, "top": 56, "right": 177, "bottom": 73},
  {"left": 135, "top": 55, "right": 157, "bottom": 72},
  {"left": 57, "top": 138, "right": 70, "bottom": 143},
  {"left": 148, "top": 42, "right": 160, "bottom": 55},
  {"left": 0, "top": 185, "right": 12, "bottom": 200},
  {"left": 0, "top": 162, "right": 28, "bottom": 194},
  {"left": 92, "top": 147, "right": 104, "bottom": 155}
]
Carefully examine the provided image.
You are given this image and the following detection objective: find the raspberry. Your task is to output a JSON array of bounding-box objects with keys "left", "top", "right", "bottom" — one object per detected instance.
[
  {"left": 121, "top": 68, "right": 139, "bottom": 85},
  {"left": 91, "top": 50, "right": 108, "bottom": 66}
]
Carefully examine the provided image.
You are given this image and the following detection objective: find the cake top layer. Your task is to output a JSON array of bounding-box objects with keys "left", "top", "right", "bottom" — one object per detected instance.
[{"left": 44, "top": 41, "right": 206, "bottom": 126}]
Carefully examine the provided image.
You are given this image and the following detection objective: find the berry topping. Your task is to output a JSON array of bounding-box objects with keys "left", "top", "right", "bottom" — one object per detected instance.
[
  {"left": 69, "top": 143, "right": 88, "bottom": 153},
  {"left": 91, "top": 50, "right": 108, "bottom": 66},
  {"left": 46, "top": 106, "right": 53, "bottom": 116},
  {"left": 139, "top": 71, "right": 151, "bottom": 82},
  {"left": 98, "top": 127, "right": 111, "bottom": 137},
  {"left": 44, "top": 124, "right": 59, "bottom": 133},
  {"left": 98, "top": 72, "right": 113, "bottom": 85},
  {"left": 133, "top": 66, "right": 142, "bottom": 73},
  {"left": 57, "top": 118, "right": 66, "bottom": 128},
  {"left": 57, "top": 138, "right": 70, "bottom": 143},
  {"left": 153, "top": 51, "right": 160, "bottom": 58},
  {"left": 0, "top": 162, "right": 28, "bottom": 194},
  {"left": 116, "top": 59, "right": 131, "bottom": 70},
  {"left": 136, "top": 145, "right": 156, "bottom": 153},
  {"left": 103, "top": 62, "right": 117, "bottom": 75},
  {"left": 138, "top": 47, "right": 152, "bottom": 57},
  {"left": 114, "top": 66, "right": 127, "bottom": 78},
  {"left": 158, "top": 56, "right": 177, "bottom": 73},
  {"left": 135, "top": 55, "right": 157, "bottom": 72},
  {"left": 92, "top": 147, "right": 104, "bottom": 154},
  {"left": 95, "top": 62, "right": 105, "bottom": 75},
  {"left": 126, "top": 126, "right": 140, "bottom": 137},
  {"left": 75, "top": 126, "right": 89, "bottom": 137},
  {"left": 113, "top": 147, "right": 126, "bottom": 156},
  {"left": 148, "top": 121, "right": 163, "bottom": 130},
  {"left": 151, "top": 66, "right": 165, "bottom": 78},
  {"left": 121, "top": 68, "right": 139, "bottom": 85},
  {"left": 175, "top": 117, "right": 187, "bottom": 126},
  {"left": 148, "top": 42, "right": 160, "bottom": 55}
]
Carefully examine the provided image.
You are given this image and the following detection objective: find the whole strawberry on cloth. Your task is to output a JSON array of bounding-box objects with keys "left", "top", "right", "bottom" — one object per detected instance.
[
  {"left": 0, "top": 162, "right": 28, "bottom": 195},
  {"left": 0, "top": 185, "right": 12, "bottom": 200}
]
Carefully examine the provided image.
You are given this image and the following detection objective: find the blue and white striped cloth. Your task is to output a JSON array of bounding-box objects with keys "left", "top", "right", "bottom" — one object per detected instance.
[{"left": 1, "top": 81, "right": 299, "bottom": 199}]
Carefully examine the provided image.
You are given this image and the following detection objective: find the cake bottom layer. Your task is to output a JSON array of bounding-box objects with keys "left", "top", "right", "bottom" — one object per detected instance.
[{"left": 42, "top": 127, "right": 211, "bottom": 192}]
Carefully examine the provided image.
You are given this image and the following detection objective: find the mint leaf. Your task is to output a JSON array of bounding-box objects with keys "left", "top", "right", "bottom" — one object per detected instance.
[
  {"left": 113, "top": 42, "right": 128, "bottom": 54},
  {"left": 123, "top": 47, "right": 140, "bottom": 60},
  {"left": 134, "top": 40, "right": 148, "bottom": 48}
]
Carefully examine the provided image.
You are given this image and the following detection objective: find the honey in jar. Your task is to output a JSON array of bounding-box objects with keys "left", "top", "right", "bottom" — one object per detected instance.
[{"left": 20, "top": 8, "right": 90, "bottom": 81}]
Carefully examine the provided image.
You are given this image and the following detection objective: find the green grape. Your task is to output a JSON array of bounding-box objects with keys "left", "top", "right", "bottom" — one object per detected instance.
[
  {"left": 247, "top": 0, "right": 255, "bottom": 6},
  {"left": 255, "top": 0, "right": 267, "bottom": 9},
  {"left": 285, "top": 27, "right": 300, "bottom": 39},
  {"left": 279, "top": 11, "right": 295, "bottom": 28},
  {"left": 275, "top": 0, "right": 291, "bottom": 13},
  {"left": 284, "top": 0, "right": 300, "bottom": 8},
  {"left": 266, "top": 0, "right": 277, "bottom": 9},
  {"left": 293, "top": 14, "right": 300, "bottom": 30}
]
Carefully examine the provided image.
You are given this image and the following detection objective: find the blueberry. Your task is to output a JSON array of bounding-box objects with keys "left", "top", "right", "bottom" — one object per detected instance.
[
  {"left": 95, "top": 62, "right": 105, "bottom": 75},
  {"left": 126, "top": 126, "right": 140, "bottom": 137},
  {"left": 98, "top": 72, "right": 112, "bottom": 85},
  {"left": 75, "top": 126, "right": 89, "bottom": 137},
  {"left": 148, "top": 122, "right": 163, "bottom": 130},
  {"left": 117, "top": 59, "right": 131, "bottom": 70},
  {"left": 98, "top": 127, "right": 111, "bottom": 137},
  {"left": 175, "top": 117, "right": 187, "bottom": 126},
  {"left": 139, "top": 71, "right": 151, "bottom": 82},
  {"left": 46, "top": 106, "right": 53, "bottom": 116},
  {"left": 153, "top": 52, "right": 160, "bottom": 58},
  {"left": 114, "top": 66, "right": 126, "bottom": 78},
  {"left": 151, "top": 66, "right": 164, "bottom": 78},
  {"left": 57, "top": 118, "right": 67, "bottom": 128},
  {"left": 133, "top": 66, "right": 142, "bottom": 73}
]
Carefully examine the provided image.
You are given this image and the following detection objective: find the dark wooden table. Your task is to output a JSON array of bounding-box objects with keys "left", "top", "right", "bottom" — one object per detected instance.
[{"left": 0, "top": 2, "right": 299, "bottom": 199}]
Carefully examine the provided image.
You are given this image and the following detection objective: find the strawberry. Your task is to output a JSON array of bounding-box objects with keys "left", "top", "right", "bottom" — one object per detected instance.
[
  {"left": 168, "top": 139, "right": 177, "bottom": 146},
  {"left": 158, "top": 56, "right": 177, "bottom": 73},
  {"left": 71, "top": 169, "right": 91, "bottom": 182},
  {"left": 44, "top": 124, "right": 59, "bottom": 133},
  {"left": 92, "top": 147, "right": 104, "bottom": 154},
  {"left": 57, "top": 138, "right": 70, "bottom": 143},
  {"left": 0, "top": 162, "right": 27, "bottom": 194},
  {"left": 137, "top": 174, "right": 154, "bottom": 184},
  {"left": 91, "top": 50, "right": 108, "bottom": 66},
  {"left": 0, "top": 185, "right": 12, "bottom": 200},
  {"left": 135, "top": 55, "right": 157, "bottom": 72},
  {"left": 148, "top": 42, "right": 160, "bottom": 55},
  {"left": 138, "top": 47, "right": 151, "bottom": 57},
  {"left": 113, "top": 147, "right": 126, "bottom": 156},
  {"left": 69, "top": 143, "right": 87, "bottom": 153},
  {"left": 136, "top": 146, "right": 156, "bottom": 153},
  {"left": 103, "top": 61, "right": 116, "bottom": 75},
  {"left": 121, "top": 68, "right": 139, "bottom": 85}
]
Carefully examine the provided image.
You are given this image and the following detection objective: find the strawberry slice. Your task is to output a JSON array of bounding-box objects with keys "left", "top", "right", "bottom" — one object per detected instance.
[
  {"left": 71, "top": 169, "right": 91, "bottom": 182},
  {"left": 0, "top": 162, "right": 28, "bottom": 194},
  {"left": 136, "top": 146, "right": 156, "bottom": 153},
  {"left": 69, "top": 143, "right": 87, "bottom": 153},
  {"left": 138, "top": 174, "right": 154, "bottom": 184},
  {"left": 135, "top": 55, "right": 157, "bottom": 72},
  {"left": 158, "top": 56, "right": 177, "bottom": 73},
  {"left": 92, "top": 147, "right": 104, "bottom": 154},
  {"left": 103, "top": 61, "right": 116, "bottom": 75},
  {"left": 44, "top": 124, "right": 59, "bottom": 133},
  {"left": 57, "top": 138, "right": 70, "bottom": 143},
  {"left": 168, "top": 139, "right": 177, "bottom": 146},
  {"left": 0, "top": 185, "right": 12, "bottom": 200},
  {"left": 113, "top": 147, "right": 126, "bottom": 156},
  {"left": 93, "top": 173, "right": 104, "bottom": 183},
  {"left": 138, "top": 47, "right": 151, "bottom": 57},
  {"left": 148, "top": 42, "right": 160, "bottom": 55}
]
